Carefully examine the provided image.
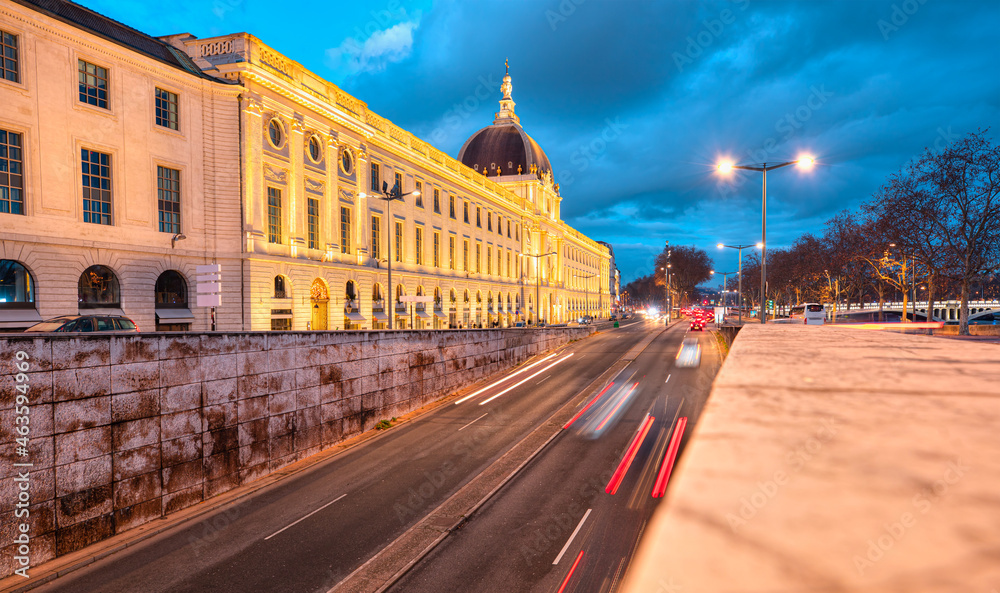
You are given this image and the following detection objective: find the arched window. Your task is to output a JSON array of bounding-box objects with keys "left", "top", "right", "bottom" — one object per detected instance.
[
  {"left": 476, "top": 291, "right": 482, "bottom": 304},
  {"left": 79, "top": 265, "right": 120, "bottom": 307},
  {"left": 0, "top": 260, "right": 35, "bottom": 308},
  {"left": 396, "top": 284, "right": 405, "bottom": 303},
  {"left": 346, "top": 280, "right": 357, "bottom": 302},
  {"left": 154, "top": 270, "right": 187, "bottom": 307},
  {"left": 372, "top": 283, "right": 383, "bottom": 302},
  {"left": 463, "top": 289, "right": 470, "bottom": 303},
  {"left": 434, "top": 287, "right": 442, "bottom": 306},
  {"left": 450, "top": 288, "right": 457, "bottom": 303},
  {"left": 274, "top": 275, "right": 287, "bottom": 298},
  {"left": 310, "top": 279, "right": 329, "bottom": 301}
]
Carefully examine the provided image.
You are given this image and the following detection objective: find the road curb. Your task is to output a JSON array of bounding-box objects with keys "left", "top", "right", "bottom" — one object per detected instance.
[{"left": 330, "top": 325, "right": 669, "bottom": 593}]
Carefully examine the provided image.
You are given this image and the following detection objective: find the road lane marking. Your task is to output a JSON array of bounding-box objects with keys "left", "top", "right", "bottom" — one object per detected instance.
[
  {"left": 478, "top": 354, "right": 574, "bottom": 406},
  {"left": 454, "top": 353, "right": 557, "bottom": 404},
  {"left": 457, "top": 412, "right": 488, "bottom": 431},
  {"left": 264, "top": 493, "right": 347, "bottom": 540},
  {"left": 552, "top": 508, "right": 592, "bottom": 565},
  {"left": 536, "top": 374, "right": 551, "bottom": 385},
  {"left": 664, "top": 374, "right": 671, "bottom": 384},
  {"left": 556, "top": 550, "right": 585, "bottom": 593}
]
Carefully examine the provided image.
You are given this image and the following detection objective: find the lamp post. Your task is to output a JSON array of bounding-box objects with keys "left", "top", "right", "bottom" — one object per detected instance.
[
  {"left": 712, "top": 270, "right": 736, "bottom": 311},
  {"left": 717, "top": 242, "right": 762, "bottom": 325},
  {"left": 717, "top": 157, "right": 814, "bottom": 323},
  {"left": 364, "top": 180, "right": 419, "bottom": 329},
  {"left": 520, "top": 252, "right": 556, "bottom": 325}
]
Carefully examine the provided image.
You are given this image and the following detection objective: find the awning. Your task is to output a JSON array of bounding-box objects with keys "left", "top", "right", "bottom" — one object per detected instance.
[
  {"left": 156, "top": 308, "right": 195, "bottom": 323},
  {"left": 433, "top": 310, "right": 448, "bottom": 319},
  {"left": 0, "top": 308, "right": 43, "bottom": 329},
  {"left": 345, "top": 311, "right": 367, "bottom": 322},
  {"left": 415, "top": 310, "right": 432, "bottom": 319},
  {"left": 373, "top": 311, "right": 389, "bottom": 321}
]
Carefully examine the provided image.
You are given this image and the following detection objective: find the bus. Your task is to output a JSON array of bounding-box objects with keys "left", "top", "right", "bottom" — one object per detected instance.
[{"left": 789, "top": 303, "right": 826, "bottom": 325}]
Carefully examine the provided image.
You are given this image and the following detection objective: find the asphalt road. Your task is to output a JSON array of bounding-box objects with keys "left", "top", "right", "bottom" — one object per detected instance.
[
  {"left": 34, "top": 320, "right": 660, "bottom": 593},
  {"left": 388, "top": 322, "right": 721, "bottom": 593}
]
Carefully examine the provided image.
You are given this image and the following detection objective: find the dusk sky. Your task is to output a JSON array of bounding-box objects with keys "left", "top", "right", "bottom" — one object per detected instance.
[{"left": 78, "top": 0, "right": 1000, "bottom": 285}]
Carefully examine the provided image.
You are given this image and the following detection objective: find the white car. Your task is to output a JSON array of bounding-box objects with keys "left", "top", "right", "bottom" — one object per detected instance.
[{"left": 675, "top": 337, "right": 701, "bottom": 368}]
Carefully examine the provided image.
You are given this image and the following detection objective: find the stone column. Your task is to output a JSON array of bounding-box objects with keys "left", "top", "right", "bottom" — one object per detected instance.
[
  {"left": 325, "top": 130, "right": 340, "bottom": 258},
  {"left": 243, "top": 94, "right": 265, "bottom": 252},
  {"left": 289, "top": 113, "right": 306, "bottom": 258},
  {"left": 355, "top": 142, "right": 371, "bottom": 260}
]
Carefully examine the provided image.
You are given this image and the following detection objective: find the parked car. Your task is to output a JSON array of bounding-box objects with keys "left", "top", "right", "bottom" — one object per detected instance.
[
  {"left": 24, "top": 315, "right": 139, "bottom": 333},
  {"left": 789, "top": 303, "right": 826, "bottom": 325}
]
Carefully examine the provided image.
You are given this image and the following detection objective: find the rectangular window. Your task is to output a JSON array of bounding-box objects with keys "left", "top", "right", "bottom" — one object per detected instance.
[
  {"left": 487, "top": 212, "right": 492, "bottom": 231},
  {"left": 307, "top": 197, "right": 319, "bottom": 249},
  {"left": 476, "top": 206, "right": 482, "bottom": 228},
  {"left": 1, "top": 30, "right": 19, "bottom": 83},
  {"left": 433, "top": 188, "right": 440, "bottom": 213},
  {"left": 415, "top": 180, "right": 423, "bottom": 207},
  {"left": 415, "top": 226, "right": 423, "bottom": 265},
  {"left": 450, "top": 194, "right": 456, "bottom": 218},
  {"left": 267, "top": 187, "right": 282, "bottom": 243},
  {"left": 463, "top": 240, "right": 469, "bottom": 271},
  {"left": 78, "top": 59, "right": 109, "bottom": 109},
  {"left": 395, "top": 221, "right": 403, "bottom": 263},
  {"left": 507, "top": 219, "right": 511, "bottom": 238},
  {"left": 371, "top": 215, "right": 381, "bottom": 261},
  {"left": 498, "top": 249, "right": 502, "bottom": 277},
  {"left": 370, "top": 162, "right": 380, "bottom": 192},
  {"left": 464, "top": 201, "right": 469, "bottom": 223},
  {"left": 487, "top": 246, "right": 492, "bottom": 275},
  {"left": 394, "top": 171, "right": 403, "bottom": 195},
  {"left": 476, "top": 243, "right": 482, "bottom": 273},
  {"left": 433, "top": 232, "right": 441, "bottom": 267},
  {"left": 157, "top": 166, "right": 180, "bottom": 233},
  {"left": 81, "top": 149, "right": 112, "bottom": 225},
  {"left": 515, "top": 225, "right": 519, "bottom": 241},
  {"left": 155, "top": 88, "right": 178, "bottom": 130},
  {"left": 0, "top": 130, "right": 24, "bottom": 215},
  {"left": 449, "top": 236, "right": 456, "bottom": 270},
  {"left": 507, "top": 251, "right": 511, "bottom": 279},
  {"left": 340, "top": 206, "right": 351, "bottom": 253}
]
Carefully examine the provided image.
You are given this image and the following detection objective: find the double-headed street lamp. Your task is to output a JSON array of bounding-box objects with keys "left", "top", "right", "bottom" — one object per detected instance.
[
  {"left": 711, "top": 270, "right": 736, "bottom": 310},
  {"left": 364, "top": 180, "right": 419, "bottom": 329},
  {"left": 717, "top": 157, "right": 814, "bottom": 323},
  {"left": 520, "top": 251, "right": 556, "bottom": 325},
  {"left": 573, "top": 272, "right": 598, "bottom": 320},
  {"left": 717, "top": 242, "right": 762, "bottom": 325}
]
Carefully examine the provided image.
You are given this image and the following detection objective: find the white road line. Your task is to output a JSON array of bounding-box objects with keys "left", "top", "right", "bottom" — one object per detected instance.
[
  {"left": 457, "top": 412, "right": 488, "bottom": 431},
  {"left": 479, "top": 354, "right": 574, "bottom": 406},
  {"left": 454, "top": 353, "right": 557, "bottom": 404},
  {"left": 537, "top": 374, "right": 552, "bottom": 385},
  {"left": 264, "top": 493, "right": 347, "bottom": 540},
  {"left": 552, "top": 508, "right": 592, "bottom": 565},
  {"left": 665, "top": 374, "right": 671, "bottom": 384}
]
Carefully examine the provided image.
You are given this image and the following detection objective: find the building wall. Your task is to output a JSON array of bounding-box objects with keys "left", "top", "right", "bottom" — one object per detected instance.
[
  {"left": 0, "top": 1, "right": 242, "bottom": 331},
  {"left": 0, "top": 326, "right": 593, "bottom": 576}
]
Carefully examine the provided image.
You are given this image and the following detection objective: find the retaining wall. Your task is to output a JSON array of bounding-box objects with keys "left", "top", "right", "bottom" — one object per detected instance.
[{"left": 0, "top": 327, "right": 591, "bottom": 577}]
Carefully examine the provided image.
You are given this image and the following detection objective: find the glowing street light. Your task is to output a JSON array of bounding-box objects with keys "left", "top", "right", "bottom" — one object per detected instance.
[{"left": 716, "top": 155, "right": 816, "bottom": 323}]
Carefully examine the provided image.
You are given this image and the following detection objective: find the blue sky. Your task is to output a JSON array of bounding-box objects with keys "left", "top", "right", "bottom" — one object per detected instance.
[{"left": 79, "top": 0, "right": 1000, "bottom": 285}]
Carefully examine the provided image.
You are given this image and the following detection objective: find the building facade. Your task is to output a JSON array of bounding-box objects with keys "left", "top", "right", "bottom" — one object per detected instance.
[
  {"left": 169, "top": 33, "right": 611, "bottom": 330},
  {"left": 0, "top": 0, "right": 242, "bottom": 331}
]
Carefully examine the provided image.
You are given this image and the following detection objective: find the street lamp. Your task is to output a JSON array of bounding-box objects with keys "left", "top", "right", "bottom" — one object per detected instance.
[
  {"left": 717, "top": 242, "right": 762, "bottom": 325},
  {"left": 712, "top": 270, "right": 736, "bottom": 311},
  {"left": 574, "top": 272, "right": 598, "bottom": 321},
  {"left": 520, "top": 251, "right": 556, "bottom": 325},
  {"left": 717, "top": 157, "right": 815, "bottom": 323},
  {"left": 363, "top": 180, "right": 419, "bottom": 329}
]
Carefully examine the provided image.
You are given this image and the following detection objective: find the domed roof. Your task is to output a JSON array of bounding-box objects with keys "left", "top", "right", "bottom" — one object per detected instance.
[
  {"left": 458, "top": 123, "right": 552, "bottom": 179},
  {"left": 457, "top": 64, "right": 553, "bottom": 181}
]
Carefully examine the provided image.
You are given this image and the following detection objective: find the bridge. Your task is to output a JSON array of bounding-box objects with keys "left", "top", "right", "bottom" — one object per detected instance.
[{"left": 830, "top": 299, "right": 1000, "bottom": 322}]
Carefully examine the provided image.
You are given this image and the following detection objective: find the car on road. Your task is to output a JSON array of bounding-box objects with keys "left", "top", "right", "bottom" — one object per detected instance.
[
  {"left": 789, "top": 303, "right": 826, "bottom": 325},
  {"left": 24, "top": 314, "right": 139, "bottom": 333},
  {"left": 675, "top": 337, "right": 701, "bottom": 368},
  {"left": 577, "top": 315, "right": 594, "bottom": 324},
  {"left": 690, "top": 318, "right": 705, "bottom": 331}
]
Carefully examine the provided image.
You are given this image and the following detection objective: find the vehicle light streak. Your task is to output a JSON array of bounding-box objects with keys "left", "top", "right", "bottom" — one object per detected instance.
[
  {"left": 596, "top": 382, "right": 639, "bottom": 432},
  {"left": 651, "top": 416, "right": 688, "bottom": 498},
  {"left": 605, "top": 413, "right": 655, "bottom": 495},
  {"left": 454, "top": 353, "right": 557, "bottom": 404},
  {"left": 556, "top": 550, "right": 585, "bottom": 593},
  {"left": 478, "top": 354, "right": 574, "bottom": 405},
  {"left": 840, "top": 321, "right": 944, "bottom": 330},
  {"left": 562, "top": 382, "right": 613, "bottom": 430}
]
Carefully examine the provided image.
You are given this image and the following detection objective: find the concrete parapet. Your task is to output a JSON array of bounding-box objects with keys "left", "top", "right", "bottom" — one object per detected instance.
[
  {"left": 624, "top": 324, "right": 1000, "bottom": 593},
  {"left": 0, "top": 327, "right": 591, "bottom": 577}
]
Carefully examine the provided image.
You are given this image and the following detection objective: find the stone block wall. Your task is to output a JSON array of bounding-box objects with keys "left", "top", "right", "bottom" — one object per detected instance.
[{"left": 0, "top": 327, "right": 591, "bottom": 577}]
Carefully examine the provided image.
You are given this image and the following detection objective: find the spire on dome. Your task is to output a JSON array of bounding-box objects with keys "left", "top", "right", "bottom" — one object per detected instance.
[{"left": 495, "top": 61, "right": 519, "bottom": 124}]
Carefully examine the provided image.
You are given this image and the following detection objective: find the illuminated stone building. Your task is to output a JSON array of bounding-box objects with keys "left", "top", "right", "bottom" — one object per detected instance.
[
  {"left": 169, "top": 34, "right": 611, "bottom": 330},
  {"left": 0, "top": 0, "right": 242, "bottom": 331}
]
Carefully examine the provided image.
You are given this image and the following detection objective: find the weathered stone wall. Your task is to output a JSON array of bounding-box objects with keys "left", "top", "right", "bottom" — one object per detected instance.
[{"left": 0, "top": 327, "right": 591, "bottom": 576}]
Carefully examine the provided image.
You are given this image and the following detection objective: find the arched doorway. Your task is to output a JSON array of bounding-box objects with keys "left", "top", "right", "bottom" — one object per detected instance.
[
  {"left": 155, "top": 270, "right": 193, "bottom": 331},
  {"left": 79, "top": 265, "right": 120, "bottom": 309},
  {"left": 310, "top": 279, "right": 328, "bottom": 330},
  {"left": 449, "top": 288, "right": 458, "bottom": 328},
  {"left": 344, "top": 280, "right": 362, "bottom": 330},
  {"left": 395, "top": 284, "right": 407, "bottom": 329},
  {"left": 0, "top": 260, "right": 42, "bottom": 330},
  {"left": 372, "top": 283, "right": 387, "bottom": 329}
]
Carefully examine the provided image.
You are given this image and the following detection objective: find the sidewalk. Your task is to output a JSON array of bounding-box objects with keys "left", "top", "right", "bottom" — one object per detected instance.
[{"left": 623, "top": 324, "right": 1000, "bottom": 592}]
